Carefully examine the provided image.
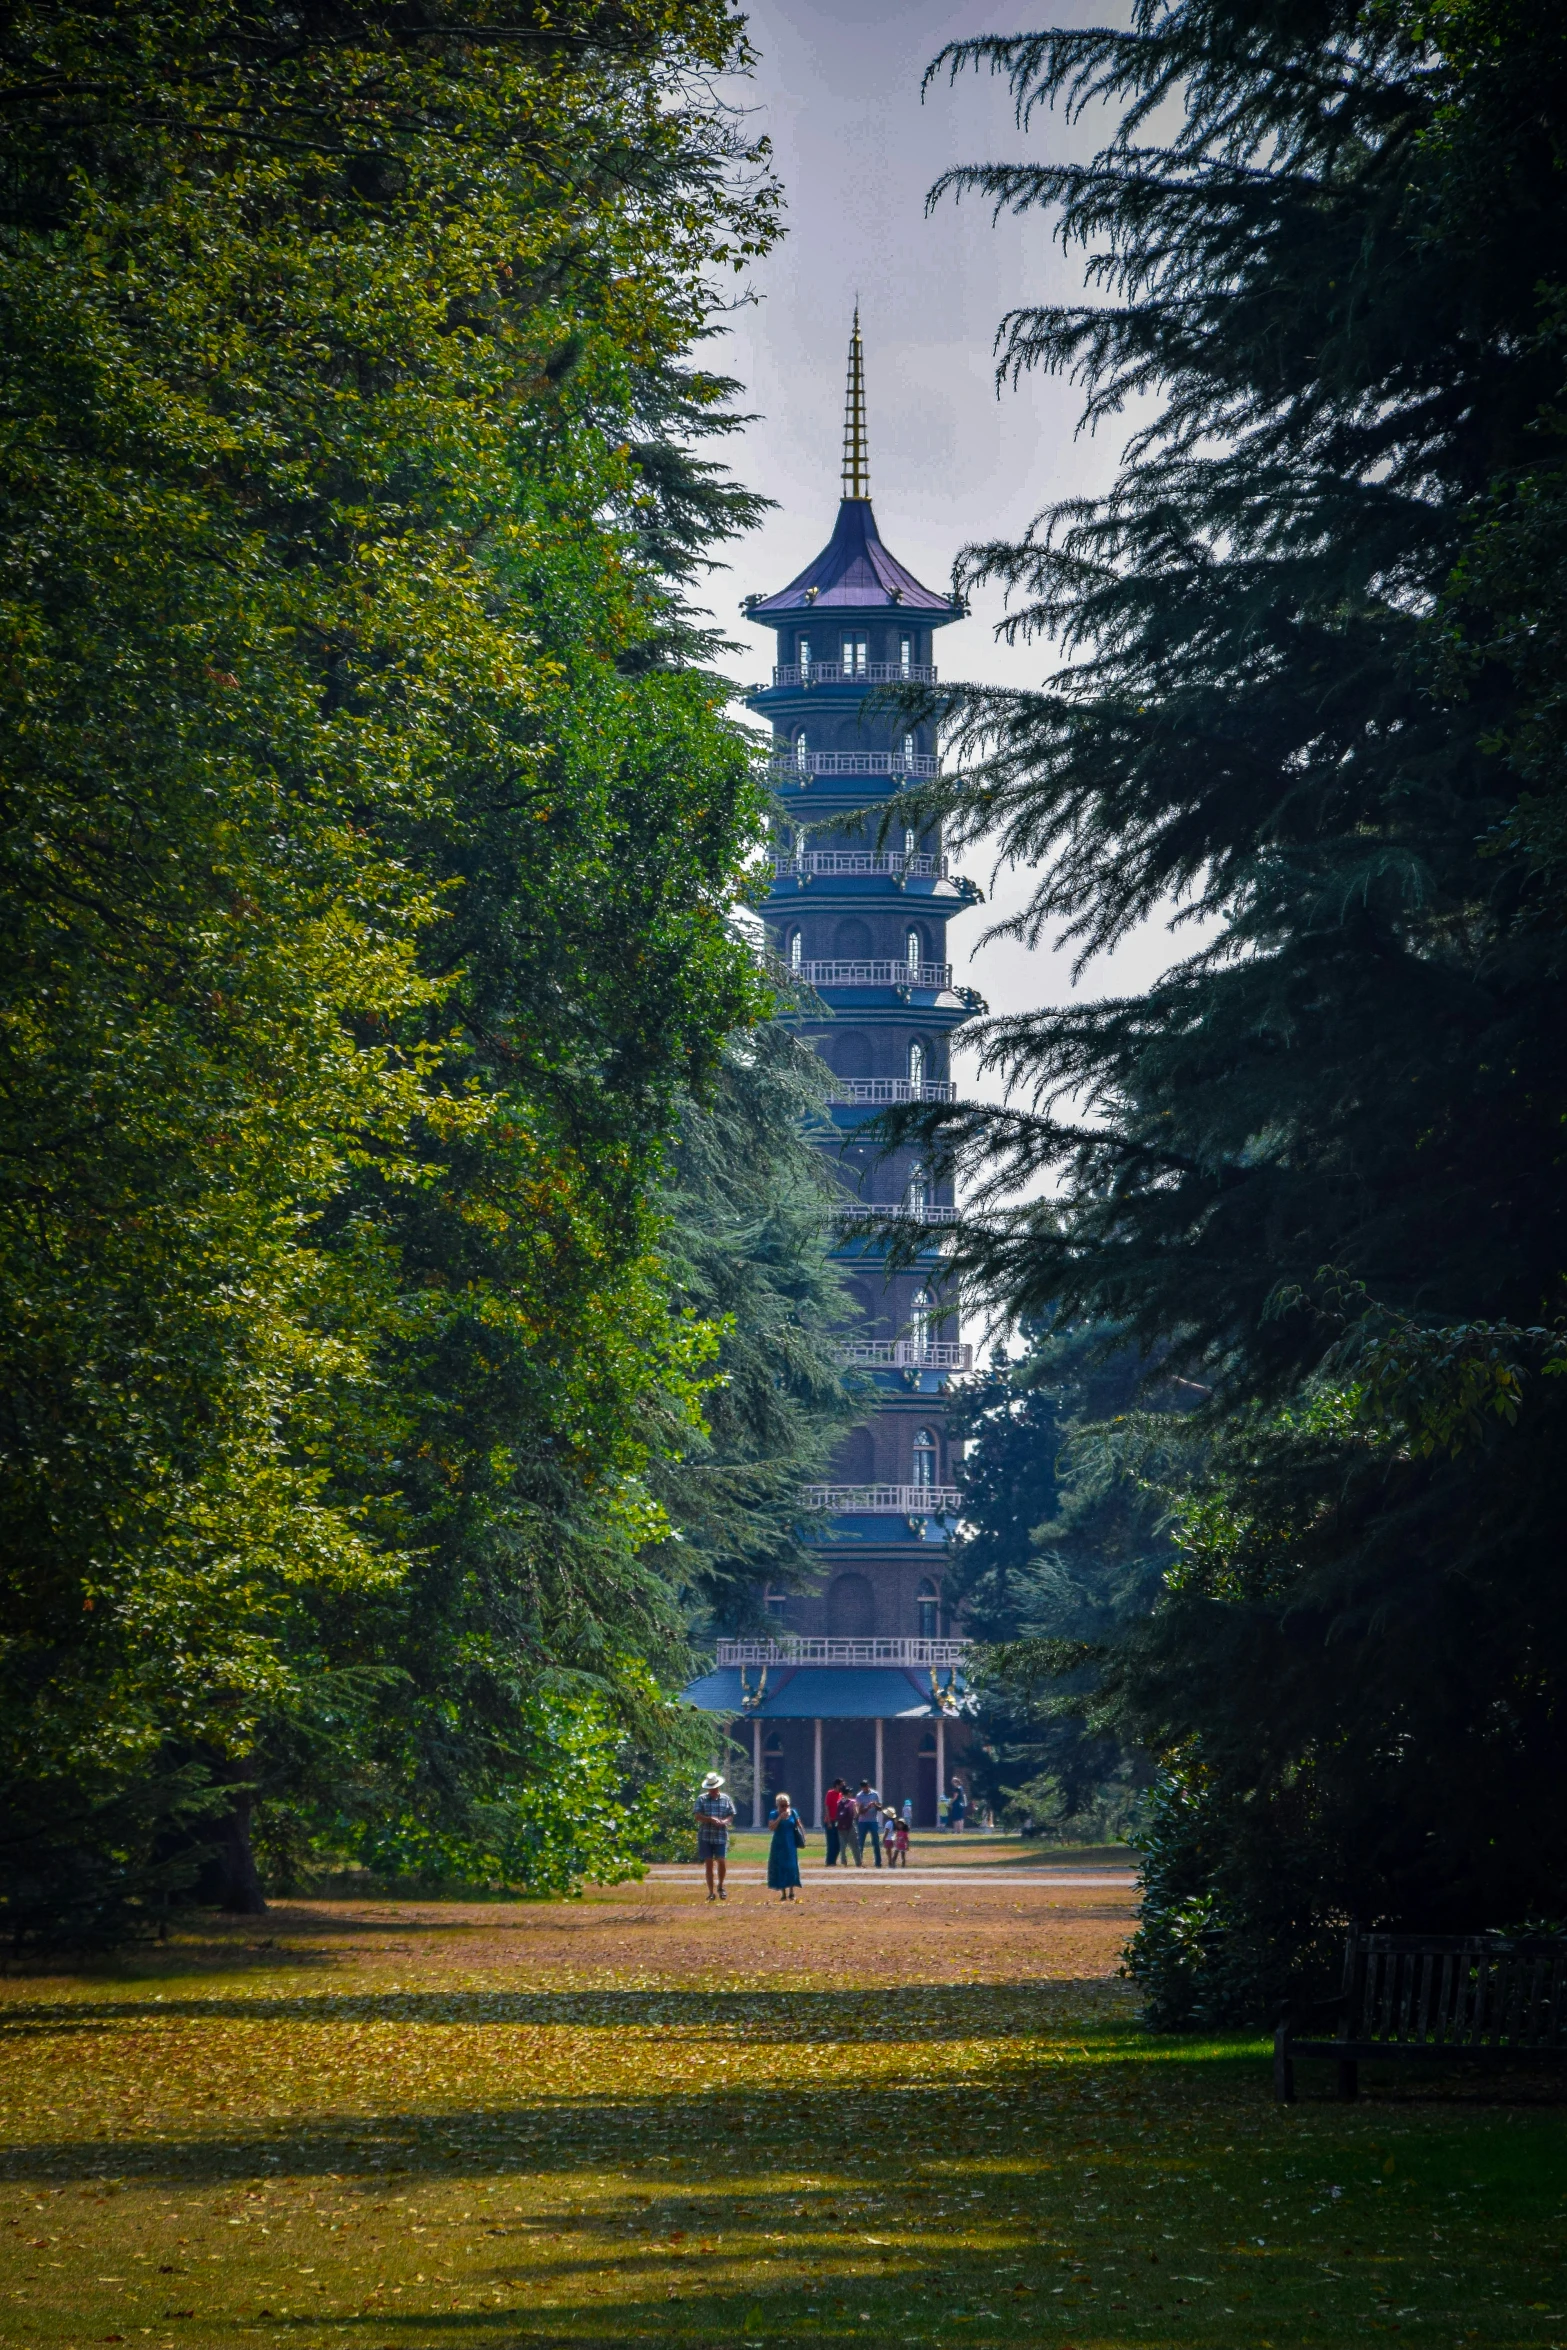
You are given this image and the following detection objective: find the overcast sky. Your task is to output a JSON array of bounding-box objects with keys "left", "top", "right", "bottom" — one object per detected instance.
[{"left": 701, "top": 0, "right": 1184, "bottom": 1073}]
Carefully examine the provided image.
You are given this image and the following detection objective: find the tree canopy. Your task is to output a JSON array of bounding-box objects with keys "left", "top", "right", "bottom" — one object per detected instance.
[
  {"left": 891, "top": 0, "right": 1567, "bottom": 2017},
  {"left": 0, "top": 0, "right": 793, "bottom": 1936}
]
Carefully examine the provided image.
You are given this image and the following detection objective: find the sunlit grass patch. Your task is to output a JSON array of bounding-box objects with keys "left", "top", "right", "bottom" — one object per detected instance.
[{"left": 0, "top": 1899, "right": 1562, "bottom": 2348}]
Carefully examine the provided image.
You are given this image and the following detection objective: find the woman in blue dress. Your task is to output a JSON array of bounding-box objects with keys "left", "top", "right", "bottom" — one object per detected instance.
[{"left": 767, "top": 1793, "right": 805, "bottom": 1900}]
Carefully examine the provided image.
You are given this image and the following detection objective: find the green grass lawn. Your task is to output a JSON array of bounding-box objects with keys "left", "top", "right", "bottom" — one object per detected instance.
[{"left": 0, "top": 1892, "right": 1562, "bottom": 2350}]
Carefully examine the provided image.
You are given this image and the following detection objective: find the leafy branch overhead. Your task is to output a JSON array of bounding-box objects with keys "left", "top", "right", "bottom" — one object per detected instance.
[{"left": 0, "top": 0, "right": 790, "bottom": 1934}]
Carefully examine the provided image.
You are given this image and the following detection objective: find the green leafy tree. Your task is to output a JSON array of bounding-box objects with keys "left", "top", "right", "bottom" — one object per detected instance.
[
  {"left": 0, "top": 0, "right": 781, "bottom": 1933},
  {"left": 883, "top": 0, "right": 1567, "bottom": 2015}
]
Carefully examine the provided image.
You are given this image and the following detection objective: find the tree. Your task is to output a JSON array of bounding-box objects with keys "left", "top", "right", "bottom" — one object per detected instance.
[
  {"left": 652, "top": 1014, "right": 871, "bottom": 1629},
  {"left": 945, "top": 1324, "right": 1172, "bottom": 1839},
  {"left": 0, "top": 0, "right": 781, "bottom": 1934},
  {"left": 883, "top": 0, "right": 1567, "bottom": 2015}
]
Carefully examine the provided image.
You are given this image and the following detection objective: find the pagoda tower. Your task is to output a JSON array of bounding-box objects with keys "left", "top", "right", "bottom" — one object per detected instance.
[{"left": 682, "top": 314, "right": 982, "bottom": 1832}]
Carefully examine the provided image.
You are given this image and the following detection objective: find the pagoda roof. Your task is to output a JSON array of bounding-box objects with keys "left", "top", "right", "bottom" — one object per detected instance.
[
  {"left": 679, "top": 1663, "right": 965, "bottom": 1720},
  {"left": 748, "top": 499, "right": 960, "bottom": 626}
]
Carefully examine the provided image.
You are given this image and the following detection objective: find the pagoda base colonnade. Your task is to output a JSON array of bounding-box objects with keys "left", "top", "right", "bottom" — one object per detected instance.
[{"left": 742, "top": 1709, "right": 948, "bottom": 1829}]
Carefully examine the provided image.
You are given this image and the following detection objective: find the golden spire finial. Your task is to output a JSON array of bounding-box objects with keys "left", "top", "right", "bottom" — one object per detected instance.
[{"left": 841, "top": 303, "right": 869, "bottom": 499}]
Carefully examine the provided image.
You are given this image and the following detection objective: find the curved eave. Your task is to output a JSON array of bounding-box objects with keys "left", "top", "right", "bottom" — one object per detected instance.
[
  {"left": 746, "top": 499, "right": 963, "bottom": 625},
  {"left": 762, "top": 878, "right": 979, "bottom": 911},
  {"left": 680, "top": 1664, "right": 966, "bottom": 1719},
  {"left": 810, "top": 1512, "right": 955, "bottom": 1544},
  {"left": 747, "top": 684, "right": 930, "bottom": 713},
  {"left": 826, "top": 1104, "right": 959, "bottom": 1138},
  {"left": 769, "top": 782, "right": 926, "bottom": 810},
  {"left": 796, "top": 990, "right": 982, "bottom": 1027}
]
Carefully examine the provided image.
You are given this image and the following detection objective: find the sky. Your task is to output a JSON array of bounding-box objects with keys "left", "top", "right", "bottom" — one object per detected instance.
[{"left": 700, "top": 0, "right": 1188, "bottom": 1090}]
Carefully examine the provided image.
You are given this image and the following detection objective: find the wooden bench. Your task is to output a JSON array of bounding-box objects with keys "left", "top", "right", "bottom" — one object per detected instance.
[{"left": 1274, "top": 1929, "right": 1567, "bottom": 2101}]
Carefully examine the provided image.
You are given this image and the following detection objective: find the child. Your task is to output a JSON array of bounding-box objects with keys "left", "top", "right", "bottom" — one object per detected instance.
[{"left": 889, "top": 1811, "right": 910, "bottom": 1866}]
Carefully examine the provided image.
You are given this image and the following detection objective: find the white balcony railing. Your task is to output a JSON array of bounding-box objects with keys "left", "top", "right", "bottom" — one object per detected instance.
[
  {"left": 841, "top": 1339, "right": 972, "bottom": 1371},
  {"left": 796, "top": 959, "right": 951, "bottom": 989},
  {"left": 716, "top": 1636, "right": 969, "bottom": 1667},
  {"left": 770, "top": 751, "right": 940, "bottom": 780},
  {"left": 828, "top": 1078, "right": 957, "bottom": 1106},
  {"left": 770, "top": 851, "right": 946, "bottom": 881},
  {"left": 805, "top": 1482, "right": 963, "bottom": 1515},
  {"left": 768, "top": 662, "right": 939, "bottom": 689},
  {"left": 830, "top": 1203, "right": 961, "bottom": 1227}
]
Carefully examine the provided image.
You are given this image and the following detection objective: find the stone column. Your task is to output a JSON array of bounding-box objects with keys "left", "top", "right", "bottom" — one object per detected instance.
[
  {"left": 936, "top": 1713, "right": 946, "bottom": 1822},
  {"left": 875, "top": 1715, "right": 884, "bottom": 1795},
  {"left": 813, "top": 1718, "right": 824, "bottom": 1829},
  {"left": 752, "top": 1716, "right": 763, "bottom": 1828}
]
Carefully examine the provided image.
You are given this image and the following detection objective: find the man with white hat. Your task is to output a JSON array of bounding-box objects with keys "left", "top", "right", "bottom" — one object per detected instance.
[{"left": 695, "top": 1771, "right": 737, "bottom": 1902}]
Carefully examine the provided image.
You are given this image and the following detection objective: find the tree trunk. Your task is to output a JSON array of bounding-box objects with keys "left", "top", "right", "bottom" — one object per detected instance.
[{"left": 200, "top": 1789, "right": 267, "bottom": 1914}]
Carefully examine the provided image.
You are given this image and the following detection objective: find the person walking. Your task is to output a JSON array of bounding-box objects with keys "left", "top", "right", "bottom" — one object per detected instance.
[
  {"left": 902, "top": 1795, "right": 914, "bottom": 1831},
  {"left": 888, "top": 1810, "right": 910, "bottom": 1867},
  {"left": 767, "top": 1793, "right": 806, "bottom": 1901},
  {"left": 695, "top": 1770, "right": 736, "bottom": 1901},
  {"left": 949, "top": 1780, "right": 968, "bottom": 1833},
  {"left": 823, "top": 1778, "right": 847, "bottom": 1868},
  {"left": 853, "top": 1777, "right": 883, "bottom": 1868}
]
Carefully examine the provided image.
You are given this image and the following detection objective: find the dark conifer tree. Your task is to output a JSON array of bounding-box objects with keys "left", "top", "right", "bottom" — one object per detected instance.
[
  {"left": 944, "top": 1325, "right": 1171, "bottom": 1839},
  {"left": 885, "top": 0, "right": 1567, "bottom": 2015}
]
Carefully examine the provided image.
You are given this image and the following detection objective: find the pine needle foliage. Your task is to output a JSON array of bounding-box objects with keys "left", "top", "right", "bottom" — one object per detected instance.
[
  {"left": 943, "top": 1324, "right": 1172, "bottom": 1841},
  {"left": 878, "top": 0, "right": 1567, "bottom": 2016},
  {"left": 651, "top": 1018, "right": 868, "bottom": 1627}
]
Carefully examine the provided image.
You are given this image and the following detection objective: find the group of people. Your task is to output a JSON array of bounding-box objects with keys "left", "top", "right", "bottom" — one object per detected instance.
[
  {"left": 693, "top": 1768, "right": 970, "bottom": 1902},
  {"left": 822, "top": 1778, "right": 908, "bottom": 1869}
]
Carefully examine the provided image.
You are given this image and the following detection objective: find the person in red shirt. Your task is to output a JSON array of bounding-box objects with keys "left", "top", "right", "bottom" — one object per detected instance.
[{"left": 823, "top": 1778, "right": 850, "bottom": 1867}]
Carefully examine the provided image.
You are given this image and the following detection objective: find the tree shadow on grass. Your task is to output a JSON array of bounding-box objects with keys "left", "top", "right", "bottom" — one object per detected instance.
[
  {"left": 0, "top": 1980, "right": 1133, "bottom": 2042},
  {"left": 0, "top": 2032, "right": 1273, "bottom": 2194}
]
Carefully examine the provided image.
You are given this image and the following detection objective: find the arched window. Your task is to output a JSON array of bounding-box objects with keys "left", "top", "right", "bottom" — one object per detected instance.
[
  {"left": 900, "top": 635, "right": 913, "bottom": 678},
  {"left": 798, "top": 637, "right": 812, "bottom": 675},
  {"left": 908, "top": 1040, "right": 925, "bottom": 1087},
  {"left": 912, "top": 1287, "right": 936, "bottom": 1349},
  {"left": 795, "top": 730, "right": 809, "bottom": 773},
  {"left": 903, "top": 732, "right": 917, "bottom": 767},
  {"left": 906, "top": 927, "right": 921, "bottom": 975},
  {"left": 902, "top": 824, "right": 916, "bottom": 860},
  {"left": 907, "top": 1161, "right": 928, "bottom": 1215},
  {"left": 917, "top": 1579, "right": 940, "bottom": 1639},
  {"left": 788, "top": 929, "right": 803, "bottom": 973},
  {"left": 912, "top": 1429, "right": 937, "bottom": 1490}
]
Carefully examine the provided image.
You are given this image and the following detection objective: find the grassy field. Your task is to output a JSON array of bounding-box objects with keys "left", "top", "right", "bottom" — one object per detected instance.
[{"left": 0, "top": 1872, "right": 1562, "bottom": 2350}]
